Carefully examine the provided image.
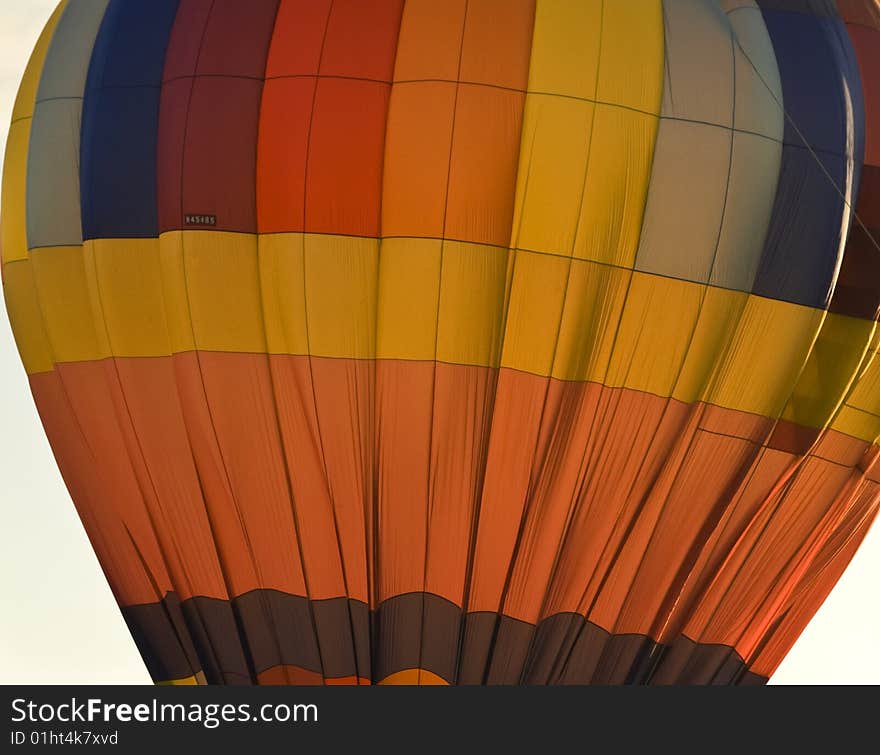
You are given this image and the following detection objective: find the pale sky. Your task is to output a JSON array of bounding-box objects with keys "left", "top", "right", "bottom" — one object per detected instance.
[{"left": 0, "top": 2, "right": 876, "bottom": 686}]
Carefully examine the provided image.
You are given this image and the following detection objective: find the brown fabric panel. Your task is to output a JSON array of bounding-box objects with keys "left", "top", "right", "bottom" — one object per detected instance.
[
  {"left": 837, "top": 0, "right": 880, "bottom": 28},
  {"left": 180, "top": 597, "right": 252, "bottom": 684},
  {"left": 122, "top": 591, "right": 770, "bottom": 685},
  {"left": 457, "top": 612, "right": 496, "bottom": 685},
  {"left": 419, "top": 593, "right": 463, "bottom": 683},
  {"left": 485, "top": 615, "right": 534, "bottom": 685},
  {"left": 371, "top": 592, "right": 423, "bottom": 682},
  {"left": 650, "top": 636, "right": 750, "bottom": 685},
  {"left": 122, "top": 593, "right": 201, "bottom": 683},
  {"left": 312, "top": 597, "right": 370, "bottom": 680},
  {"left": 234, "top": 590, "right": 322, "bottom": 676},
  {"left": 768, "top": 419, "right": 822, "bottom": 455},
  {"left": 828, "top": 224, "right": 880, "bottom": 320}
]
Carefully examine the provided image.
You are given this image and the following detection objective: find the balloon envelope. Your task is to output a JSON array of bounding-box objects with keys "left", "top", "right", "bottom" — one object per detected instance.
[{"left": 2, "top": 0, "right": 880, "bottom": 684}]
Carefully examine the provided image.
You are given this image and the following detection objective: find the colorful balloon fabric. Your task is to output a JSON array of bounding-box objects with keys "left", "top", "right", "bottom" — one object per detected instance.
[{"left": 3, "top": 0, "right": 880, "bottom": 685}]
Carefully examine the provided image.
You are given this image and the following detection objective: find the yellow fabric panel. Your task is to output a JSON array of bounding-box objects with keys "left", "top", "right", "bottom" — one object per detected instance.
[
  {"left": 10, "top": 2, "right": 67, "bottom": 122},
  {"left": 83, "top": 239, "right": 172, "bottom": 358},
  {"left": 596, "top": 1, "right": 664, "bottom": 114},
  {"left": 509, "top": 0, "right": 662, "bottom": 266},
  {"left": 527, "top": 0, "right": 602, "bottom": 99},
  {"left": 436, "top": 240, "right": 509, "bottom": 367},
  {"left": 156, "top": 672, "right": 204, "bottom": 686},
  {"left": 1, "top": 122, "right": 31, "bottom": 265},
  {"left": 511, "top": 95, "right": 595, "bottom": 256},
  {"left": 834, "top": 337, "right": 880, "bottom": 442},
  {"left": 672, "top": 286, "right": 750, "bottom": 403},
  {"left": 500, "top": 250, "right": 570, "bottom": 376},
  {"left": 833, "top": 406, "right": 880, "bottom": 443},
  {"left": 157, "top": 232, "right": 196, "bottom": 354},
  {"left": 302, "top": 234, "right": 378, "bottom": 360},
  {"left": 169, "top": 231, "right": 266, "bottom": 354},
  {"left": 376, "top": 237, "right": 441, "bottom": 361},
  {"left": 553, "top": 260, "right": 631, "bottom": 382},
  {"left": 377, "top": 668, "right": 449, "bottom": 685},
  {"left": 572, "top": 105, "right": 658, "bottom": 266},
  {"left": 604, "top": 273, "right": 707, "bottom": 396},
  {"left": 1, "top": 1, "right": 67, "bottom": 265},
  {"left": 779, "top": 313, "right": 875, "bottom": 431},
  {"left": 707, "top": 296, "right": 825, "bottom": 418},
  {"left": 2, "top": 259, "right": 55, "bottom": 374},
  {"left": 28, "top": 245, "right": 110, "bottom": 364},
  {"left": 258, "top": 232, "right": 308, "bottom": 356}
]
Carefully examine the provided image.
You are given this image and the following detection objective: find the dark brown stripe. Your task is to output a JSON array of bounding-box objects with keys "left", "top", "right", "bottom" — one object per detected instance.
[{"left": 123, "top": 591, "right": 767, "bottom": 686}]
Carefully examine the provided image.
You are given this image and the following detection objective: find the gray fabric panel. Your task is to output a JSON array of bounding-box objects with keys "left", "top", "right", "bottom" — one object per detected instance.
[
  {"left": 712, "top": 131, "right": 783, "bottom": 289},
  {"left": 26, "top": 0, "right": 109, "bottom": 249},
  {"left": 635, "top": 0, "right": 785, "bottom": 289},
  {"left": 661, "top": 0, "right": 735, "bottom": 126},
  {"left": 635, "top": 119, "right": 732, "bottom": 283},
  {"left": 726, "top": 1, "right": 785, "bottom": 140},
  {"left": 26, "top": 99, "right": 84, "bottom": 248},
  {"left": 35, "top": 0, "right": 110, "bottom": 102},
  {"left": 634, "top": 1, "right": 735, "bottom": 283}
]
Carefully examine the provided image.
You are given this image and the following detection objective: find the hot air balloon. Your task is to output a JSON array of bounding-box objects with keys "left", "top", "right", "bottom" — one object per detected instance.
[{"left": 2, "top": 0, "right": 879, "bottom": 686}]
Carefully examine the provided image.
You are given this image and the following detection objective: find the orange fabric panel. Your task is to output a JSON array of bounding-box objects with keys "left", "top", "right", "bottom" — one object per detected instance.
[
  {"left": 749, "top": 488, "right": 879, "bottom": 677},
  {"left": 256, "top": 665, "right": 324, "bottom": 685},
  {"left": 382, "top": 82, "right": 458, "bottom": 238},
  {"left": 264, "top": 355, "right": 348, "bottom": 601},
  {"left": 319, "top": 0, "right": 404, "bottom": 80},
  {"left": 375, "top": 359, "right": 434, "bottom": 600},
  {"left": 264, "top": 0, "right": 330, "bottom": 78},
  {"left": 256, "top": 77, "right": 315, "bottom": 233},
  {"left": 443, "top": 85, "right": 525, "bottom": 247},
  {"left": 496, "top": 379, "right": 605, "bottom": 624},
  {"left": 29, "top": 368, "right": 170, "bottom": 606},
  {"left": 466, "top": 369, "right": 549, "bottom": 614},
  {"left": 108, "top": 358, "right": 230, "bottom": 600},
  {"left": 305, "top": 79, "right": 391, "bottom": 236},
  {"left": 382, "top": 0, "right": 532, "bottom": 243},
  {"left": 393, "top": 0, "right": 468, "bottom": 82},
  {"left": 686, "top": 457, "right": 859, "bottom": 653},
  {"left": 257, "top": 1, "right": 402, "bottom": 235},
  {"left": 601, "top": 418, "right": 766, "bottom": 636},
  {"left": 424, "top": 363, "right": 498, "bottom": 605},
  {"left": 175, "top": 352, "right": 308, "bottom": 597},
  {"left": 306, "top": 356, "right": 373, "bottom": 604},
  {"left": 324, "top": 676, "right": 371, "bottom": 686},
  {"left": 458, "top": 0, "right": 535, "bottom": 89},
  {"left": 540, "top": 391, "right": 693, "bottom": 619}
]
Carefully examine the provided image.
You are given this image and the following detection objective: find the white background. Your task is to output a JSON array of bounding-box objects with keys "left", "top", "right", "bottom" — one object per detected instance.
[{"left": 0, "top": 1, "right": 876, "bottom": 685}]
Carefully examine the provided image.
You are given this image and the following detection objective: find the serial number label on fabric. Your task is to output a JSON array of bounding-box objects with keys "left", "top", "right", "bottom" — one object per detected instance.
[{"left": 184, "top": 214, "right": 217, "bottom": 226}]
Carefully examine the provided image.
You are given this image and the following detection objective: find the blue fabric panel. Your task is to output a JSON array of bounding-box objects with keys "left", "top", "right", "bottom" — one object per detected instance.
[
  {"left": 80, "top": 0, "right": 179, "bottom": 240},
  {"left": 753, "top": 7, "right": 865, "bottom": 308}
]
